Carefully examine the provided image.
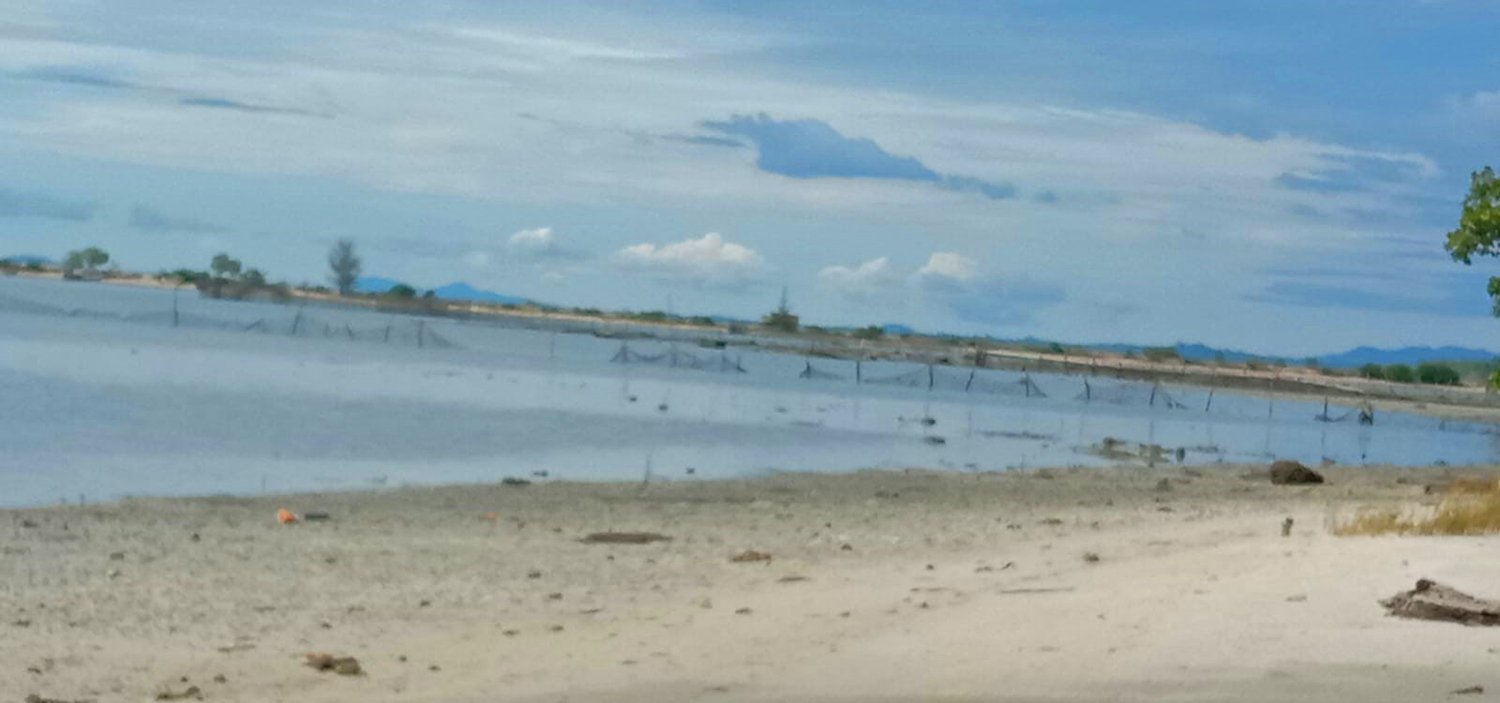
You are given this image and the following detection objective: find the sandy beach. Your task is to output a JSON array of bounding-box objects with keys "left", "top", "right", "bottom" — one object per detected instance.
[{"left": 6, "top": 465, "right": 1500, "bottom": 702}]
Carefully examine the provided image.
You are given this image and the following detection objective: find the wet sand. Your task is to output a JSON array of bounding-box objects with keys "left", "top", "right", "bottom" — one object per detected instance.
[{"left": 5, "top": 465, "right": 1500, "bottom": 702}]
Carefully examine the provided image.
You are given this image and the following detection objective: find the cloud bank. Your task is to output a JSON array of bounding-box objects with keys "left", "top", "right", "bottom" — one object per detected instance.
[
  {"left": 702, "top": 114, "right": 1018, "bottom": 200},
  {"left": 615, "top": 232, "right": 764, "bottom": 287}
]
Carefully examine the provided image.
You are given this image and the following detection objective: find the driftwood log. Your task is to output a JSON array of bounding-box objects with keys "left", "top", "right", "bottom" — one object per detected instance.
[{"left": 1380, "top": 579, "right": 1500, "bottom": 626}]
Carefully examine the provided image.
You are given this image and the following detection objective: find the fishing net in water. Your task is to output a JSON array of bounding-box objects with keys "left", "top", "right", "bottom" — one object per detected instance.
[
  {"left": 858, "top": 364, "right": 1048, "bottom": 398},
  {"left": 963, "top": 370, "right": 1048, "bottom": 398},
  {"left": 0, "top": 290, "right": 461, "bottom": 350},
  {"left": 798, "top": 361, "right": 846, "bottom": 381},
  {"left": 861, "top": 366, "right": 930, "bottom": 387},
  {"left": 1076, "top": 379, "right": 1191, "bottom": 409},
  {"left": 610, "top": 343, "right": 746, "bottom": 373}
]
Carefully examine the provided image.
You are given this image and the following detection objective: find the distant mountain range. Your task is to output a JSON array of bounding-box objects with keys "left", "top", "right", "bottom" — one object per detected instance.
[
  {"left": 1316, "top": 346, "right": 1498, "bottom": 367},
  {"left": 885, "top": 330, "right": 1495, "bottom": 368},
  {"left": 0, "top": 254, "right": 53, "bottom": 266},
  {"left": 34, "top": 265, "right": 1483, "bottom": 367},
  {"left": 355, "top": 277, "right": 531, "bottom": 307}
]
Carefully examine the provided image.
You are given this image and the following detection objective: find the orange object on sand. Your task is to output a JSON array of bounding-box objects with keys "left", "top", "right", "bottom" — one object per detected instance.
[
  {"left": 277, "top": 508, "right": 299, "bottom": 525},
  {"left": 479, "top": 512, "right": 498, "bottom": 522}
]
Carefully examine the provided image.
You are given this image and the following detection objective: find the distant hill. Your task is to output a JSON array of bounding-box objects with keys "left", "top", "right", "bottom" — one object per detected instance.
[
  {"left": 1317, "top": 346, "right": 1497, "bottom": 368},
  {"left": 354, "top": 277, "right": 531, "bottom": 306},
  {"left": 429, "top": 282, "right": 529, "bottom": 307},
  {"left": 1, "top": 254, "right": 53, "bottom": 266}
]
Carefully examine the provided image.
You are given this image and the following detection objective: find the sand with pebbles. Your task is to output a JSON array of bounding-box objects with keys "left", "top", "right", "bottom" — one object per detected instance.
[{"left": 6, "top": 465, "right": 1500, "bottom": 702}]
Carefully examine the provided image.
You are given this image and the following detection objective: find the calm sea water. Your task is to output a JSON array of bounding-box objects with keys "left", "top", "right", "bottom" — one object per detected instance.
[{"left": 0, "top": 276, "right": 1493, "bottom": 507}]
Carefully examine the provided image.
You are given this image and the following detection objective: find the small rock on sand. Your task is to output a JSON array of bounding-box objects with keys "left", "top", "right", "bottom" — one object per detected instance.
[
  {"left": 306, "top": 653, "right": 363, "bottom": 676},
  {"left": 581, "top": 532, "right": 671, "bottom": 545},
  {"left": 1269, "top": 460, "right": 1324, "bottom": 485}
]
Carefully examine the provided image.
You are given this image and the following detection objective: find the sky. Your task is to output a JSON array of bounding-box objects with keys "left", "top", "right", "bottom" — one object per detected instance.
[{"left": 0, "top": 0, "right": 1497, "bottom": 356}]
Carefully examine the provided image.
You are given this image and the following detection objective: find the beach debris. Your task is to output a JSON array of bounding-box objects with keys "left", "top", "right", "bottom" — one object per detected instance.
[
  {"left": 730, "top": 550, "right": 772, "bottom": 563},
  {"left": 1155, "top": 478, "right": 1172, "bottom": 493},
  {"left": 1381, "top": 580, "right": 1500, "bottom": 626},
  {"left": 108, "top": 551, "right": 125, "bottom": 561},
  {"left": 531, "top": 470, "right": 550, "bottom": 478},
  {"left": 777, "top": 575, "right": 810, "bottom": 583},
  {"left": 1082, "top": 552, "right": 1101, "bottom": 564},
  {"left": 154, "top": 685, "right": 202, "bottom": 701},
  {"left": 479, "top": 511, "right": 498, "bottom": 522},
  {"left": 276, "top": 508, "right": 298, "bottom": 525},
  {"left": 20, "top": 519, "right": 38, "bottom": 528},
  {"left": 212, "top": 674, "right": 227, "bottom": 684},
  {"left": 305, "top": 652, "right": 363, "bottom": 676},
  {"left": 302, "top": 512, "right": 331, "bottom": 522},
  {"left": 734, "top": 607, "right": 753, "bottom": 615},
  {"left": 1286, "top": 594, "right": 1308, "bottom": 603},
  {"left": 998, "top": 587, "right": 1076, "bottom": 595},
  {"left": 500, "top": 477, "right": 532, "bottom": 487},
  {"left": 922, "top": 436, "right": 947, "bottom": 446},
  {"left": 840, "top": 543, "right": 853, "bottom": 551},
  {"left": 24, "top": 696, "right": 91, "bottom": 703},
  {"left": 1281, "top": 517, "right": 1294, "bottom": 537},
  {"left": 527, "top": 570, "right": 543, "bottom": 579},
  {"left": 580, "top": 531, "right": 671, "bottom": 545},
  {"left": 1269, "top": 460, "right": 1324, "bottom": 485},
  {"left": 215, "top": 641, "right": 255, "bottom": 654},
  {"left": 1453, "top": 685, "right": 1485, "bottom": 695}
]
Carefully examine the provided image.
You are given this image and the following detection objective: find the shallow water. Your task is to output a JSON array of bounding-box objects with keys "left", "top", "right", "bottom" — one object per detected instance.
[{"left": 0, "top": 276, "right": 1493, "bottom": 507}]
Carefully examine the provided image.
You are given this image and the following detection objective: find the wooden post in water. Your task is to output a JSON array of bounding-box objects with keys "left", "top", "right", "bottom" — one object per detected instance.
[
  {"left": 855, "top": 359, "right": 862, "bottom": 384},
  {"left": 1083, "top": 378, "right": 1092, "bottom": 402},
  {"left": 416, "top": 319, "right": 426, "bottom": 349},
  {"left": 1149, "top": 382, "right": 1159, "bottom": 407},
  {"left": 171, "top": 288, "right": 180, "bottom": 328},
  {"left": 1204, "top": 389, "right": 1214, "bottom": 412},
  {"left": 383, "top": 324, "right": 391, "bottom": 343},
  {"left": 928, "top": 364, "right": 935, "bottom": 390},
  {"left": 965, "top": 369, "right": 976, "bottom": 392},
  {"left": 290, "top": 308, "right": 303, "bottom": 335}
]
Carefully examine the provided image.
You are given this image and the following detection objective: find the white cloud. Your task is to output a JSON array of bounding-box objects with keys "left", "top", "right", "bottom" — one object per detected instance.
[
  {"left": 818, "top": 257, "right": 902, "bottom": 297},
  {"left": 917, "top": 252, "right": 978, "bottom": 284},
  {"left": 615, "top": 232, "right": 764, "bottom": 287},
  {"left": 503, "top": 226, "right": 586, "bottom": 261},
  {"left": 507, "top": 226, "right": 555, "bottom": 252}
]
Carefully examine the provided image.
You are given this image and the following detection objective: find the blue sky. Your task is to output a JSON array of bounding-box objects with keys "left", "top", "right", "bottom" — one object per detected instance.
[{"left": 1, "top": 0, "right": 1497, "bottom": 355}]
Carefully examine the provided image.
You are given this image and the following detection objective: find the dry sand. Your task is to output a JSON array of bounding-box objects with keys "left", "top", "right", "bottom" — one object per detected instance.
[{"left": 6, "top": 465, "right": 1500, "bottom": 702}]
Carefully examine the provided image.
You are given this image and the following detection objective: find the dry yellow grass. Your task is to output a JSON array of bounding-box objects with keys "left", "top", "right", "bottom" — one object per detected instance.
[{"left": 1335, "top": 477, "right": 1500, "bottom": 536}]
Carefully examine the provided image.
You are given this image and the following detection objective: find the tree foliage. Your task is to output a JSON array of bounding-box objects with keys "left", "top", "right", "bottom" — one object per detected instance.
[
  {"left": 328, "top": 239, "right": 362, "bottom": 296},
  {"left": 1416, "top": 362, "right": 1461, "bottom": 386},
  {"left": 210, "top": 253, "right": 243, "bottom": 279},
  {"left": 1358, "top": 363, "right": 1385, "bottom": 380},
  {"left": 1385, "top": 363, "right": 1415, "bottom": 383},
  {"left": 1445, "top": 166, "right": 1500, "bottom": 314},
  {"left": 63, "top": 246, "right": 109, "bottom": 272},
  {"left": 387, "top": 283, "right": 417, "bottom": 298}
]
